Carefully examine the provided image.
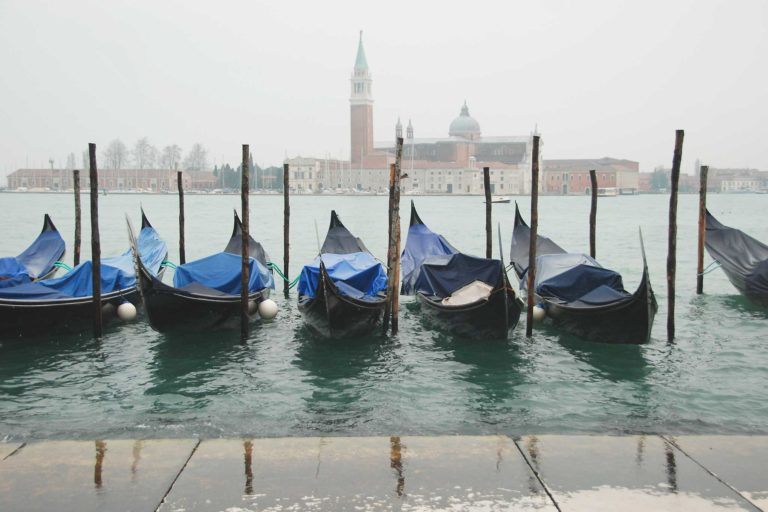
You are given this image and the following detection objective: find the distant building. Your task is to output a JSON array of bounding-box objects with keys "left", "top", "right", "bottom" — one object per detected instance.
[
  {"left": 541, "top": 158, "right": 640, "bottom": 195},
  {"left": 700, "top": 167, "right": 768, "bottom": 192},
  {"left": 6, "top": 168, "right": 216, "bottom": 192},
  {"left": 285, "top": 32, "right": 537, "bottom": 195}
]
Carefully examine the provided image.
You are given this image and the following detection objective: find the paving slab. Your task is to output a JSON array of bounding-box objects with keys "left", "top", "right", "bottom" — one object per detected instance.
[
  {"left": 667, "top": 436, "right": 768, "bottom": 510},
  {"left": 159, "top": 435, "right": 556, "bottom": 511},
  {"left": 0, "top": 442, "right": 23, "bottom": 460},
  {"left": 516, "top": 435, "right": 761, "bottom": 511},
  {"left": 0, "top": 439, "right": 198, "bottom": 512}
]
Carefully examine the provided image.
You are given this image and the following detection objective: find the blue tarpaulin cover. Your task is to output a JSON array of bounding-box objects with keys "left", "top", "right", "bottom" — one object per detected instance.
[
  {"left": 0, "top": 227, "right": 166, "bottom": 300},
  {"left": 298, "top": 252, "right": 387, "bottom": 301},
  {"left": 523, "top": 253, "right": 628, "bottom": 305},
  {"left": 174, "top": 252, "right": 274, "bottom": 294},
  {"left": 401, "top": 223, "right": 458, "bottom": 294},
  {"left": 410, "top": 253, "right": 503, "bottom": 299},
  {"left": 0, "top": 217, "right": 66, "bottom": 288}
]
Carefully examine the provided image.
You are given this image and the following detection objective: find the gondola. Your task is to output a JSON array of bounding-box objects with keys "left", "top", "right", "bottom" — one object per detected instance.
[
  {"left": 0, "top": 214, "right": 66, "bottom": 288},
  {"left": 401, "top": 202, "right": 522, "bottom": 338},
  {"left": 297, "top": 210, "right": 387, "bottom": 338},
  {"left": 704, "top": 210, "right": 768, "bottom": 305},
  {"left": 509, "top": 203, "right": 656, "bottom": 344},
  {"left": 0, "top": 211, "right": 167, "bottom": 337},
  {"left": 131, "top": 211, "right": 275, "bottom": 332}
]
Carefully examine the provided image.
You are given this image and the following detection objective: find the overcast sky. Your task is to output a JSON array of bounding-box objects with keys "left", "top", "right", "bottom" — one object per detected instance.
[{"left": 1, "top": 0, "right": 766, "bottom": 178}]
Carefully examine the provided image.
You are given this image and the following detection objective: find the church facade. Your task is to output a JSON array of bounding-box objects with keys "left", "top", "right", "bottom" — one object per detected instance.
[{"left": 286, "top": 33, "right": 537, "bottom": 195}]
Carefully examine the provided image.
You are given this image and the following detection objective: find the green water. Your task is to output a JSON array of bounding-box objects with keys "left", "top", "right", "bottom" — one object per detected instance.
[{"left": 0, "top": 192, "right": 766, "bottom": 440}]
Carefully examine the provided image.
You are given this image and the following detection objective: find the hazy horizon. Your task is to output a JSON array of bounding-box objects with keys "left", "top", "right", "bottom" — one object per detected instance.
[{"left": 1, "top": 0, "right": 766, "bottom": 179}]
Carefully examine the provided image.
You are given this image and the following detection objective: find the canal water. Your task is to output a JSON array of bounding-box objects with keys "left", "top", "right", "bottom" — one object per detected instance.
[{"left": 0, "top": 192, "right": 766, "bottom": 440}]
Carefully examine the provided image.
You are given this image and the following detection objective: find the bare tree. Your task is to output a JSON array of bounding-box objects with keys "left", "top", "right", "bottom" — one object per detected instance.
[
  {"left": 103, "top": 139, "right": 128, "bottom": 169},
  {"left": 132, "top": 137, "right": 157, "bottom": 169},
  {"left": 160, "top": 144, "right": 182, "bottom": 170},
  {"left": 183, "top": 143, "right": 208, "bottom": 171}
]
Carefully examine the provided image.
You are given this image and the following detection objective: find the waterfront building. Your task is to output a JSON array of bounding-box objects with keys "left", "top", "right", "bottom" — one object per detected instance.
[
  {"left": 541, "top": 158, "right": 640, "bottom": 195},
  {"left": 6, "top": 168, "right": 216, "bottom": 192},
  {"left": 285, "top": 32, "right": 538, "bottom": 195}
]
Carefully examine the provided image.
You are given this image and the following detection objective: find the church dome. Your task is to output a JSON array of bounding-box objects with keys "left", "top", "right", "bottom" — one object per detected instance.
[{"left": 448, "top": 101, "right": 481, "bottom": 139}]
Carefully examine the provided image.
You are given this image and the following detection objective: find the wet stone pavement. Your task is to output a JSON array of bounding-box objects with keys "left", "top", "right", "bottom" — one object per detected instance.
[{"left": 0, "top": 435, "right": 765, "bottom": 511}]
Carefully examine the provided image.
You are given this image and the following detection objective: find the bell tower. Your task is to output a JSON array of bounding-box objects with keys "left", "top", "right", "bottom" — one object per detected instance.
[{"left": 350, "top": 31, "right": 373, "bottom": 164}]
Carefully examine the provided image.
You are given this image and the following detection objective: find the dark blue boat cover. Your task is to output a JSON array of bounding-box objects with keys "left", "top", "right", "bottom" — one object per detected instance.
[
  {"left": 705, "top": 211, "right": 768, "bottom": 296},
  {"left": 298, "top": 252, "right": 387, "bottom": 301},
  {"left": 400, "top": 223, "right": 458, "bottom": 294},
  {"left": 410, "top": 253, "right": 503, "bottom": 299},
  {"left": 0, "top": 226, "right": 166, "bottom": 300},
  {"left": 174, "top": 252, "right": 274, "bottom": 294},
  {"left": 524, "top": 253, "right": 628, "bottom": 305},
  {"left": 0, "top": 217, "right": 66, "bottom": 288}
]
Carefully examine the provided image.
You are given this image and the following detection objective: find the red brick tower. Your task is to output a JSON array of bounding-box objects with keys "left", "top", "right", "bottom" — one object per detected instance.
[{"left": 350, "top": 31, "right": 373, "bottom": 164}]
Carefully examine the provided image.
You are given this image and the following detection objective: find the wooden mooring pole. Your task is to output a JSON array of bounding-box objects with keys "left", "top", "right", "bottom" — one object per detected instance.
[
  {"left": 391, "top": 138, "right": 404, "bottom": 334},
  {"left": 177, "top": 170, "right": 186, "bottom": 265},
  {"left": 283, "top": 163, "right": 290, "bottom": 295},
  {"left": 73, "top": 169, "right": 81, "bottom": 266},
  {"left": 667, "top": 129, "right": 684, "bottom": 342},
  {"left": 382, "top": 163, "right": 396, "bottom": 334},
  {"left": 526, "top": 135, "right": 540, "bottom": 337},
  {"left": 88, "top": 144, "right": 102, "bottom": 338},
  {"left": 589, "top": 169, "right": 597, "bottom": 259},
  {"left": 697, "top": 165, "right": 709, "bottom": 294},
  {"left": 240, "top": 145, "right": 250, "bottom": 337},
  {"left": 484, "top": 167, "right": 492, "bottom": 258}
]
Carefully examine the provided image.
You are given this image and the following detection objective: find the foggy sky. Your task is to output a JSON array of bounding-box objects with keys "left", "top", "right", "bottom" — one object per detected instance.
[{"left": 1, "top": 0, "right": 766, "bottom": 178}]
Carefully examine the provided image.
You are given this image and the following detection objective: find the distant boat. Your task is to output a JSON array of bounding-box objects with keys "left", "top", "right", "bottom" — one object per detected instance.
[
  {"left": 597, "top": 187, "right": 618, "bottom": 197},
  {"left": 485, "top": 196, "right": 510, "bottom": 203}
]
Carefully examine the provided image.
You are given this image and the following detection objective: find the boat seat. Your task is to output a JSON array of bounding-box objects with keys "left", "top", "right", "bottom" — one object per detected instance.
[{"left": 441, "top": 280, "right": 493, "bottom": 306}]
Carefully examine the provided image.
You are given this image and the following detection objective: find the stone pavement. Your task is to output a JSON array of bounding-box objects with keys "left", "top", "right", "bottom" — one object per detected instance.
[{"left": 0, "top": 435, "right": 765, "bottom": 511}]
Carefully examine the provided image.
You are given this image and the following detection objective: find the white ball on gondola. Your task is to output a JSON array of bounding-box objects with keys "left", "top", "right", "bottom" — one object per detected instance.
[
  {"left": 258, "top": 299, "right": 278, "bottom": 320},
  {"left": 248, "top": 300, "right": 259, "bottom": 315},
  {"left": 532, "top": 304, "right": 546, "bottom": 322},
  {"left": 102, "top": 302, "right": 116, "bottom": 317},
  {"left": 117, "top": 302, "right": 137, "bottom": 321}
]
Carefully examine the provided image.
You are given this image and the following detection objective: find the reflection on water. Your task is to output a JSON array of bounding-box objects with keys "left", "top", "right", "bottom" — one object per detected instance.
[
  {"left": 390, "top": 436, "right": 405, "bottom": 498},
  {"left": 243, "top": 439, "right": 253, "bottom": 496},
  {"left": 94, "top": 440, "right": 106, "bottom": 488}
]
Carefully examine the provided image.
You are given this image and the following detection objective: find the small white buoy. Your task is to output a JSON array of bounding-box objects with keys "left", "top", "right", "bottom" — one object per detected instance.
[
  {"left": 117, "top": 302, "right": 137, "bottom": 321},
  {"left": 532, "top": 304, "right": 547, "bottom": 322},
  {"left": 102, "top": 302, "right": 116, "bottom": 317},
  {"left": 257, "top": 299, "right": 278, "bottom": 320},
  {"left": 248, "top": 300, "right": 259, "bottom": 315}
]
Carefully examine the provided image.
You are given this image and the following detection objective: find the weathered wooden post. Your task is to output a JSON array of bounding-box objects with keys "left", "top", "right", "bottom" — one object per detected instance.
[
  {"left": 283, "top": 163, "right": 290, "bottom": 295},
  {"left": 391, "top": 137, "right": 404, "bottom": 334},
  {"left": 73, "top": 169, "right": 81, "bottom": 266},
  {"left": 526, "top": 135, "right": 540, "bottom": 337},
  {"left": 667, "top": 129, "right": 684, "bottom": 342},
  {"left": 383, "top": 163, "right": 396, "bottom": 334},
  {"left": 697, "top": 165, "right": 709, "bottom": 294},
  {"left": 589, "top": 169, "right": 598, "bottom": 258},
  {"left": 177, "top": 170, "right": 186, "bottom": 265},
  {"left": 88, "top": 143, "right": 102, "bottom": 338},
  {"left": 240, "top": 145, "right": 250, "bottom": 337},
  {"left": 484, "top": 167, "right": 492, "bottom": 258}
]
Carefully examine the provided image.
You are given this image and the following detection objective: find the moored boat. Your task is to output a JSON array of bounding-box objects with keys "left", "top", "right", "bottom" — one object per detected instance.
[
  {"left": 704, "top": 210, "right": 768, "bottom": 305},
  {"left": 297, "top": 211, "right": 387, "bottom": 338},
  {"left": 131, "top": 211, "right": 275, "bottom": 332},
  {"left": 401, "top": 202, "right": 522, "bottom": 338},
  {"left": 0, "top": 210, "right": 167, "bottom": 337},
  {"left": 509, "top": 203, "right": 657, "bottom": 344}
]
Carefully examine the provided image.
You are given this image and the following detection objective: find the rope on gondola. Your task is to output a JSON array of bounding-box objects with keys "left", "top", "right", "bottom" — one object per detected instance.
[
  {"left": 53, "top": 261, "right": 72, "bottom": 271},
  {"left": 267, "top": 262, "right": 300, "bottom": 289},
  {"left": 697, "top": 260, "right": 722, "bottom": 276}
]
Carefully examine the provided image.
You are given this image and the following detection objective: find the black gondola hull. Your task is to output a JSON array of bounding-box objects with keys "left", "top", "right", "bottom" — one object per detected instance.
[
  {"left": 0, "top": 289, "right": 140, "bottom": 338},
  {"left": 415, "top": 287, "right": 522, "bottom": 339},
  {"left": 298, "top": 263, "right": 384, "bottom": 338},
  {"left": 136, "top": 262, "right": 269, "bottom": 332},
  {"left": 539, "top": 267, "right": 657, "bottom": 344}
]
